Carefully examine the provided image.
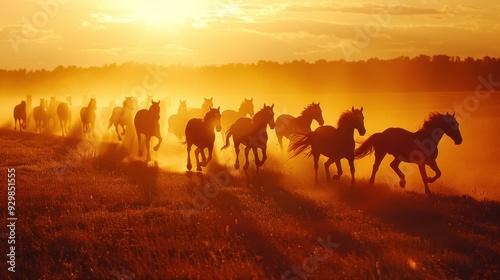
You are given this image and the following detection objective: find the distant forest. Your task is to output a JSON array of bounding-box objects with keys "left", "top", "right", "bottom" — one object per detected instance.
[{"left": 1, "top": 55, "right": 500, "bottom": 97}]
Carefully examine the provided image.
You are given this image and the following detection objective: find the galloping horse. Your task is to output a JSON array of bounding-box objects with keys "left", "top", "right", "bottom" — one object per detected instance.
[
  {"left": 108, "top": 97, "right": 134, "bottom": 141},
  {"left": 168, "top": 100, "right": 189, "bottom": 140},
  {"left": 80, "top": 98, "right": 97, "bottom": 136},
  {"left": 33, "top": 98, "right": 48, "bottom": 133},
  {"left": 185, "top": 107, "right": 222, "bottom": 171},
  {"left": 276, "top": 102, "right": 324, "bottom": 152},
  {"left": 188, "top": 97, "right": 213, "bottom": 120},
  {"left": 13, "top": 101, "right": 27, "bottom": 131},
  {"left": 222, "top": 104, "right": 275, "bottom": 170},
  {"left": 289, "top": 107, "right": 365, "bottom": 185},
  {"left": 220, "top": 98, "right": 254, "bottom": 140},
  {"left": 354, "top": 112, "right": 462, "bottom": 195},
  {"left": 57, "top": 101, "right": 72, "bottom": 137},
  {"left": 134, "top": 101, "right": 162, "bottom": 162}
]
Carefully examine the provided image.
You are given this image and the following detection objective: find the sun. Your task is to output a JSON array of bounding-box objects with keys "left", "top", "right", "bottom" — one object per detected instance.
[{"left": 125, "top": 0, "right": 212, "bottom": 25}]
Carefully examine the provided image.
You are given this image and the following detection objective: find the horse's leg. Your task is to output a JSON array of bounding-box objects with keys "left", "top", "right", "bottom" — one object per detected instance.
[
  {"left": 200, "top": 147, "right": 207, "bottom": 165},
  {"left": 137, "top": 131, "right": 143, "bottom": 157},
  {"left": 332, "top": 160, "right": 343, "bottom": 181},
  {"left": 234, "top": 142, "right": 240, "bottom": 169},
  {"left": 369, "top": 150, "right": 386, "bottom": 185},
  {"left": 120, "top": 124, "right": 126, "bottom": 135},
  {"left": 194, "top": 147, "right": 202, "bottom": 171},
  {"left": 186, "top": 142, "right": 193, "bottom": 170},
  {"left": 114, "top": 124, "right": 122, "bottom": 141},
  {"left": 426, "top": 160, "right": 441, "bottom": 183},
  {"left": 14, "top": 119, "right": 17, "bottom": 131},
  {"left": 60, "top": 119, "right": 64, "bottom": 136},
  {"left": 258, "top": 145, "right": 268, "bottom": 167},
  {"left": 389, "top": 158, "right": 406, "bottom": 188},
  {"left": 202, "top": 145, "right": 213, "bottom": 167},
  {"left": 153, "top": 130, "right": 162, "bottom": 151},
  {"left": 277, "top": 133, "right": 284, "bottom": 153},
  {"left": 323, "top": 157, "right": 334, "bottom": 183},
  {"left": 243, "top": 146, "right": 251, "bottom": 170},
  {"left": 145, "top": 135, "right": 151, "bottom": 161},
  {"left": 348, "top": 157, "right": 355, "bottom": 187},
  {"left": 311, "top": 151, "right": 319, "bottom": 184},
  {"left": 418, "top": 164, "right": 431, "bottom": 195}
]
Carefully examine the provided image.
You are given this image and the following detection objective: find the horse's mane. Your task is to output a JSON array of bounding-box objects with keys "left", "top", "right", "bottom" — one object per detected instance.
[
  {"left": 300, "top": 103, "right": 316, "bottom": 117},
  {"left": 253, "top": 107, "right": 271, "bottom": 125},
  {"left": 337, "top": 110, "right": 354, "bottom": 128},
  {"left": 420, "top": 112, "right": 444, "bottom": 131},
  {"left": 203, "top": 109, "right": 218, "bottom": 122}
]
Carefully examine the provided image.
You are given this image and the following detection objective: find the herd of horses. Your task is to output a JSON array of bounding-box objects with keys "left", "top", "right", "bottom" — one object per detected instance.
[{"left": 12, "top": 95, "right": 463, "bottom": 195}]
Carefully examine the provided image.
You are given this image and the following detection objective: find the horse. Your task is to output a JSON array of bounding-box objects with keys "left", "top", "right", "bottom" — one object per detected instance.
[
  {"left": 221, "top": 104, "right": 275, "bottom": 170},
  {"left": 47, "top": 96, "right": 59, "bottom": 131},
  {"left": 134, "top": 100, "right": 162, "bottom": 161},
  {"left": 289, "top": 107, "right": 365, "bottom": 186},
  {"left": 168, "top": 100, "right": 189, "bottom": 140},
  {"left": 220, "top": 98, "right": 254, "bottom": 140},
  {"left": 80, "top": 98, "right": 97, "bottom": 136},
  {"left": 188, "top": 97, "right": 213, "bottom": 120},
  {"left": 13, "top": 101, "right": 27, "bottom": 131},
  {"left": 354, "top": 112, "right": 462, "bottom": 195},
  {"left": 276, "top": 102, "right": 325, "bottom": 152},
  {"left": 57, "top": 102, "right": 72, "bottom": 137},
  {"left": 185, "top": 107, "right": 222, "bottom": 171},
  {"left": 108, "top": 97, "right": 134, "bottom": 141},
  {"left": 33, "top": 98, "right": 48, "bottom": 133}
]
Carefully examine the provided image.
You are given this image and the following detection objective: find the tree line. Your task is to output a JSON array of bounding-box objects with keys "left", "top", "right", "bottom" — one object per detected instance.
[{"left": 1, "top": 55, "right": 499, "bottom": 97}]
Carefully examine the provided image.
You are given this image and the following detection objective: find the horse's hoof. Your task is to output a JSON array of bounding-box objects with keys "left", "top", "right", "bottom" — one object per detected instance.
[
  {"left": 427, "top": 177, "right": 436, "bottom": 183},
  {"left": 153, "top": 146, "right": 159, "bottom": 152},
  {"left": 243, "top": 164, "right": 249, "bottom": 171},
  {"left": 234, "top": 163, "right": 240, "bottom": 170},
  {"left": 196, "top": 166, "right": 202, "bottom": 172},
  {"left": 368, "top": 179, "right": 375, "bottom": 185},
  {"left": 332, "top": 175, "right": 340, "bottom": 180},
  {"left": 187, "top": 163, "right": 192, "bottom": 170},
  {"left": 399, "top": 179, "right": 406, "bottom": 188},
  {"left": 425, "top": 189, "right": 432, "bottom": 196}
]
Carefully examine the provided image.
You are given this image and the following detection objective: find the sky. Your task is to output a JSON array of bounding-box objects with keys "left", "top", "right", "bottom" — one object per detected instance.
[{"left": 1, "top": 0, "right": 499, "bottom": 69}]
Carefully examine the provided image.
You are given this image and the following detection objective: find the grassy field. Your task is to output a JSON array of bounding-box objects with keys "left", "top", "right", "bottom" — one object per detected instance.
[{"left": 0, "top": 128, "right": 498, "bottom": 279}]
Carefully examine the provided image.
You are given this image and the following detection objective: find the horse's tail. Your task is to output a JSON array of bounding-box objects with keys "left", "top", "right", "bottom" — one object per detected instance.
[
  {"left": 221, "top": 128, "right": 233, "bottom": 150},
  {"left": 354, "top": 133, "right": 381, "bottom": 159},
  {"left": 288, "top": 132, "right": 313, "bottom": 159}
]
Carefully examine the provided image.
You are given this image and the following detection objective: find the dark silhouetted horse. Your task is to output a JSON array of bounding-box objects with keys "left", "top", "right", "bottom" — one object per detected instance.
[
  {"left": 188, "top": 97, "right": 213, "bottom": 120},
  {"left": 185, "top": 107, "right": 222, "bottom": 171},
  {"left": 289, "top": 107, "right": 365, "bottom": 185},
  {"left": 222, "top": 104, "right": 275, "bottom": 170},
  {"left": 13, "top": 101, "right": 27, "bottom": 131},
  {"left": 108, "top": 97, "right": 134, "bottom": 141},
  {"left": 168, "top": 100, "right": 189, "bottom": 140},
  {"left": 26, "top": 95, "right": 32, "bottom": 129},
  {"left": 80, "top": 98, "right": 97, "bottom": 136},
  {"left": 135, "top": 101, "right": 162, "bottom": 161},
  {"left": 220, "top": 98, "right": 254, "bottom": 140},
  {"left": 33, "top": 98, "right": 48, "bottom": 133},
  {"left": 47, "top": 96, "right": 58, "bottom": 131},
  {"left": 276, "top": 102, "right": 324, "bottom": 152},
  {"left": 354, "top": 112, "right": 462, "bottom": 195},
  {"left": 57, "top": 101, "right": 72, "bottom": 137}
]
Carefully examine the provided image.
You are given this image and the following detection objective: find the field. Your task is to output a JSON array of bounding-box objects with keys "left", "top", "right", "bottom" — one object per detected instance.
[{"left": 0, "top": 128, "right": 498, "bottom": 279}]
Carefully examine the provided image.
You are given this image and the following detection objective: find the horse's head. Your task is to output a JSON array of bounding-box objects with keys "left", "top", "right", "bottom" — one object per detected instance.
[
  {"left": 149, "top": 101, "right": 161, "bottom": 120},
  {"left": 205, "top": 107, "right": 222, "bottom": 132},
  {"left": 259, "top": 103, "right": 275, "bottom": 129},
  {"left": 242, "top": 98, "right": 255, "bottom": 117},
  {"left": 443, "top": 112, "right": 463, "bottom": 145},
  {"left": 310, "top": 102, "right": 324, "bottom": 126},
  {"left": 39, "top": 98, "right": 46, "bottom": 107},
  {"left": 20, "top": 101, "right": 26, "bottom": 108},
  {"left": 340, "top": 106, "right": 365, "bottom": 136},
  {"left": 178, "top": 100, "right": 188, "bottom": 113},
  {"left": 89, "top": 98, "right": 97, "bottom": 110},
  {"left": 123, "top": 97, "right": 134, "bottom": 110},
  {"left": 202, "top": 97, "right": 213, "bottom": 110},
  {"left": 66, "top": 95, "right": 72, "bottom": 106}
]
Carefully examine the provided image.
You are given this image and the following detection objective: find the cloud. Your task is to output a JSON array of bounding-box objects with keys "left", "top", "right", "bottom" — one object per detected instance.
[{"left": 282, "top": 3, "right": 441, "bottom": 16}]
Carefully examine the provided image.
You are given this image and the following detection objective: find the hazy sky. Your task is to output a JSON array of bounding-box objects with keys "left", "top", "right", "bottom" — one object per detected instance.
[{"left": 1, "top": 0, "right": 499, "bottom": 69}]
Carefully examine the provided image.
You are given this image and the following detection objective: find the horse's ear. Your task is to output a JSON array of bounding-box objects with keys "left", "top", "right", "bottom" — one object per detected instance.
[
  {"left": 452, "top": 112, "right": 455, "bottom": 117},
  {"left": 352, "top": 106, "right": 354, "bottom": 112},
  {"left": 264, "top": 103, "right": 266, "bottom": 108},
  {"left": 446, "top": 111, "right": 449, "bottom": 116},
  {"left": 210, "top": 97, "right": 213, "bottom": 101},
  {"left": 360, "top": 107, "right": 363, "bottom": 112},
  {"left": 271, "top": 104, "right": 274, "bottom": 109},
  {"left": 217, "top": 106, "right": 220, "bottom": 110},
  {"left": 251, "top": 98, "right": 253, "bottom": 101}
]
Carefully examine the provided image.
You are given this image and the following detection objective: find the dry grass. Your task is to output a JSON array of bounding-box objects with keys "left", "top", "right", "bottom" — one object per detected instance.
[{"left": 0, "top": 128, "right": 498, "bottom": 279}]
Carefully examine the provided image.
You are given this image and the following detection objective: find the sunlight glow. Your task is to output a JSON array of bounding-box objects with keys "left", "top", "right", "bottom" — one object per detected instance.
[{"left": 123, "top": 0, "right": 212, "bottom": 25}]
